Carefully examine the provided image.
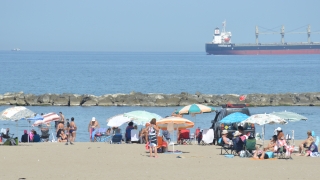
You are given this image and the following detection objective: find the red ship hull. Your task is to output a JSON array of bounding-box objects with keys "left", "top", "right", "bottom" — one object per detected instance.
[{"left": 211, "top": 49, "right": 320, "bottom": 55}]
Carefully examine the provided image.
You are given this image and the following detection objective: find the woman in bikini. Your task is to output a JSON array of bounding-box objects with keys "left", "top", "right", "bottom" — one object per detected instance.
[
  {"left": 264, "top": 135, "right": 277, "bottom": 151},
  {"left": 146, "top": 118, "right": 159, "bottom": 158},
  {"left": 298, "top": 130, "right": 314, "bottom": 155},
  {"left": 58, "top": 130, "right": 68, "bottom": 142},
  {"left": 69, "top": 117, "right": 77, "bottom": 144}
]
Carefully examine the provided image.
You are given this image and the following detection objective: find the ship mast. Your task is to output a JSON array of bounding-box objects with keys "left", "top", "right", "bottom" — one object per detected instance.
[
  {"left": 307, "top": 24, "right": 311, "bottom": 43},
  {"left": 281, "top": 25, "right": 285, "bottom": 44},
  {"left": 255, "top": 26, "right": 259, "bottom": 44}
]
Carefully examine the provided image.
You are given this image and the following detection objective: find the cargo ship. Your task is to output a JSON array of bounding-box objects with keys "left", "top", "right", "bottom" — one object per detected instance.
[{"left": 205, "top": 21, "right": 320, "bottom": 55}]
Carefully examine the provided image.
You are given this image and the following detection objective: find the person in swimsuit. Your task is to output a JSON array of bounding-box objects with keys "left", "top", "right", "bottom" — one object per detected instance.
[
  {"left": 58, "top": 130, "right": 68, "bottom": 142},
  {"left": 147, "top": 118, "right": 159, "bottom": 158},
  {"left": 88, "top": 117, "right": 100, "bottom": 142},
  {"left": 69, "top": 117, "right": 77, "bottom": 144},
  {"left": 56, "top": 121, "right": 64, "bottom": 141}
]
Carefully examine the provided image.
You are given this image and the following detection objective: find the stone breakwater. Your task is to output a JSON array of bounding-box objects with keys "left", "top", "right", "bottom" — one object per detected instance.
[{"left": 0, "top": 92, "right": 320, "bottom": 107}]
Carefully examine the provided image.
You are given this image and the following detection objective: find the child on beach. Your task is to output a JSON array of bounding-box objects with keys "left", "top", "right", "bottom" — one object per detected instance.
[{"left": 146, "top": 118, "right": 159, "bottom": 158}]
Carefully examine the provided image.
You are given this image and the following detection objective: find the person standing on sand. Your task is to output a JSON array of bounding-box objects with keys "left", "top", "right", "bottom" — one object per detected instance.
[
  {"left": 69, "top": 117, "right": 77, "bottom": 144},
  {"left": 88, "top": 117, "right": 100, "bottom": 142},
  {"left": 146, "top": 118, "right": 159, "bottom": 158}
]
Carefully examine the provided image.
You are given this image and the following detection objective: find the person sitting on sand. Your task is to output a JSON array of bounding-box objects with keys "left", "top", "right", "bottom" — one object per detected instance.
[
  {"left": 264, "top": 135, "right": 277, "bottom": 151},
  {"left": 304, "top": 142, "right": 318, "bottom": 157},
  {"left": 32, "top": 131, "right": 41, "bottom": 142},
  {"left": 58, "top": 130, "right": 68, "bottom": 142},
  {"left": 106, "top": 128, "right": 111, "bottom": 136},
  {"left": 253, "top": 149, "right": 269, "bottom": 159},
  {"left": 298, "top": 130, "right": 314, "bottom": 155},
  {"left": 21, "top": 130, "right": 30, "bottom": 143}
]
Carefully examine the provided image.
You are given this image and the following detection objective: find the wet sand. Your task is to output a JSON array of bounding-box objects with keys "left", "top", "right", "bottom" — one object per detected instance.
[{"left": 0, "top": 140, "right": 318, "bottom": 180}]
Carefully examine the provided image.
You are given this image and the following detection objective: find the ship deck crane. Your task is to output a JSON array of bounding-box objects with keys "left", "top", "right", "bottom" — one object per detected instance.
[{"left": 255, "top": 25, "right": 320, "bottom": 44}]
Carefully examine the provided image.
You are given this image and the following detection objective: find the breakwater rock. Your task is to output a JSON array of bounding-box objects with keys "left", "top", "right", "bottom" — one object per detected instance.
[{"left": 1, "top": 92, "right": 320, "bottom": 107}]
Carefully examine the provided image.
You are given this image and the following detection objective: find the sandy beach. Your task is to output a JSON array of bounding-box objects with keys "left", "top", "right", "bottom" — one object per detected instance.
[{"left": 0, "top": 140, "right": 318, "bottom": 180}]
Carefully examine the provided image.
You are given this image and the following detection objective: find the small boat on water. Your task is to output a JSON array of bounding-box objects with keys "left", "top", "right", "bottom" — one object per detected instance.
[{"left": 11, "top": 48, "right": 21, "bottom": 51}]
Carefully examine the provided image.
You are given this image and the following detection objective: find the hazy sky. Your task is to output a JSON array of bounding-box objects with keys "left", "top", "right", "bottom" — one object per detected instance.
[{"left": 1, "top": 0, "right": 319, "bottom": 52}]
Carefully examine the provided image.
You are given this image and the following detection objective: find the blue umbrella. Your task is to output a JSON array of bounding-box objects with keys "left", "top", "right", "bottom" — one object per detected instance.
[
  {"left": 220, "top": 112, "right": 249, "bottom": 123},
  {"left": 26, "top": 114, "right": 44, "bottom": 121}
]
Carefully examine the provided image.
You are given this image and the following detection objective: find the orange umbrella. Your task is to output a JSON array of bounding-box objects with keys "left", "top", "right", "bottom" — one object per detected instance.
[{"left": 157, "top": 116, "right": 194, "bottom": 130}]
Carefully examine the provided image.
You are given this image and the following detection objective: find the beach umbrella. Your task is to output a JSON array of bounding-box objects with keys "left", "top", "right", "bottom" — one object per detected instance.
[
  {"left": 242, "top": 113, "right": 287, "bottom": 145},
  {"left": 175, "top": 104, "right": 215, "bottom": 115},
  {"left": 157, "top": 116, "right": 194, "bottom": 153},
  {"left": 175, "top": 104, "right": 215, "bottom": 143},
  {"left": 270, "top": 111, "right": 307, "bottom": 122},
  {"left": 219, "top": 112, "right": 249, "bottom": 124},
  {"left": 107, "top": 114, "right": 132, "bottom": 127},
  {"left": 42, "top": 112, "right": 60, "bottom": 123},
  {"left": 270, "top": 111, "right": 307, "bottom": 145},
  {"left": 123, "top": 111, "right": 162, "bottom": 125},
  {"left": 0, "top": 106, "right": 35, "bottom": 121},
  {"left": 0, "top": 106, "right": 35, "bottom": 137},
  {"left": 33, "top": 120, "right": 44, "bottom": 127}
]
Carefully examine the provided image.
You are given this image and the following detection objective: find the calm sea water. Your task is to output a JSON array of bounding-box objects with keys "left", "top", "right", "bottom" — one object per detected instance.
[{"left": 0, "top": 51, "right": 320, "bottom": 142}]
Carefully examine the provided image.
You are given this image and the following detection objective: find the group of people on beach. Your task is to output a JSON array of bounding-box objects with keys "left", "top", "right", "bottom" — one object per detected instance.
[
  {"left": 221, "top": 125, "right": 319, "bottom": 159},
  {"left": 55, "top": 112, "right": 77, "bottom": 145}
]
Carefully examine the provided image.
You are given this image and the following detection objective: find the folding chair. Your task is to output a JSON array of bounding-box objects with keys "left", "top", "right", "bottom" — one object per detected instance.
[
  {"left": 94, "top": 128, "right": 106, "bottom": 142},
  {"left": 40, "top": 129, "right": 50, "bottom": 142},
  {"left": 221, "top": 143, "right": 234, "bottom": 155},
  {"left": 179, "top": 129, "right": 191, "bottom": 145},
  {"left": 243, "top": 138, "right": 256, "bottom": 157},
  {"left": 110, "top": 133, "right": 122, "bottom": 144}
]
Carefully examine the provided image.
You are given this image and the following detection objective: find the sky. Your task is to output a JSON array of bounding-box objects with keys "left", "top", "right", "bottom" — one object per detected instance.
[{"left": 1, "top": 0, "right": 320, "bottom": 52}]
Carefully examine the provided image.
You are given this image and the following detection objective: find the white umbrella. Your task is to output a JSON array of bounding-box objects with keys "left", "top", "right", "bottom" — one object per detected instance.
[
  {"left": 0, "top": 106, "right": 35, "bottom": 138},
  {"left": 242, "top": 113, "right": 287, "bottom": 145},
  {"left": 107, "top": 114, "right": 132, "bottom": 127}
]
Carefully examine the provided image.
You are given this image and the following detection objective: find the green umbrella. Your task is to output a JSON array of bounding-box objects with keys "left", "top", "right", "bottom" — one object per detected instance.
[
  {"left": 123, "top": 111, "right": 162, "bottom": 125},
  {"left": 270, "top": 111, "right": 307, "bottom": 122}
]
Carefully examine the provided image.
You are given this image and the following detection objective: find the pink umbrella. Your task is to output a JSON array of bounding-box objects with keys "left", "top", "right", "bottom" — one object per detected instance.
[{"left": 42, "top": 112, "right": 60, "bottom": 123}]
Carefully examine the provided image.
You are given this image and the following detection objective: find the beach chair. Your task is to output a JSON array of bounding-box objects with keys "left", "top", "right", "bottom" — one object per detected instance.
[
  {"left": 179, "top": 129, "right": 191, "bottom": 145},
  {"left": 200, "top": 129, "right": 214, "bottom": 146},
  {"left": 95, "top": 128, "right": 106, "bottom": 142},
  {"left": 110, "top": 133, "right": 122, "bottom": 144},
  {"left": 220, "top": 139, "right": 233, "bottom": 155},
  {"left": 243, "top": 138, "right": 256, "bottom": 157},
  {"left": 156, "top": 136, "right": 168, "bottom": 153},
  {"left": 130, "top": 129, "right": 139, "bottom": 143},
  {"left": 40, "top": 129, "right": 50, "bottom": 142}
]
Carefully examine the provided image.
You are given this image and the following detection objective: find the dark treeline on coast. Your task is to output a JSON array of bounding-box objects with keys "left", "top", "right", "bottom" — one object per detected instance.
[{"left": 0, "top": 92, "right": 320, "bottom": 107}]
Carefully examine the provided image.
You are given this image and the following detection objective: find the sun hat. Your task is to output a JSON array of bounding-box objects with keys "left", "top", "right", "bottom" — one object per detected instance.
[
  {"left": 222, "top": 130, "right": 228, "bottom": 135},
  {"left": 276, "top": 127, "right": 281, "bottom": 131},
  {"left": 92, "top": 117, "right": 96, "bottom": 121},
  {"left": 233, "top": 131, "right": 242, "bottom": 137}
]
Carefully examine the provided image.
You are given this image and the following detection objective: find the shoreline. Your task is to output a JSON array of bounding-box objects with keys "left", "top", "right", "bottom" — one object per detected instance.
[{"left": 1, "top": 91, "right": 320, "bottom": 107}]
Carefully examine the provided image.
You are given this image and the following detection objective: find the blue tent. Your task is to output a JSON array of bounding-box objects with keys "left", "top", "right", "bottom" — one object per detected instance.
[{"left": 220, "top": 112, "right": 249, "bottom": 123}]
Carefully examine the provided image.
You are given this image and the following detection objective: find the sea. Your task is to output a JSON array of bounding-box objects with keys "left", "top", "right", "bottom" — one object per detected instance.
[{"left": 0, "top": 51, "right": 320, "bottom": 142}]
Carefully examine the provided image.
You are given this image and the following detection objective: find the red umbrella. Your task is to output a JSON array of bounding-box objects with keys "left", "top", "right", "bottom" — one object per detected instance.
[{"left": 42, "top": 112, "right": 60, "bottom": 123}]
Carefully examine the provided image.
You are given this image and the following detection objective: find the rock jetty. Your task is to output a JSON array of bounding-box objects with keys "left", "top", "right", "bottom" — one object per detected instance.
[{"left": 0, "top": 92, "right": 320, "bottom": 107}]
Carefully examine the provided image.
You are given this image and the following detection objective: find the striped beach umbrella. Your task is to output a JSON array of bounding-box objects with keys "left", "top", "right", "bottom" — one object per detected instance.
[
  {"left": 175, "top": 104, "right": 215, "bottom": 115},
  {"left": 42, "top": 112, "right": 60, "bottom": 123}
]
